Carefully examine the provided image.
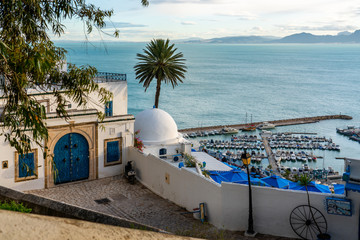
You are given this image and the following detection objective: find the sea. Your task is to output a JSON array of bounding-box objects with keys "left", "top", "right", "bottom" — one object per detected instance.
[{"left": 55, "top": 41, "right": 360, "bottom": 173}]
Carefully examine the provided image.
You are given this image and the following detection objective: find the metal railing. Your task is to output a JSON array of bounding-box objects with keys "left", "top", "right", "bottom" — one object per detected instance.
[
  {"left": 0, "top": 72, "right": 127, "bottom": 89},
  {"left": 94, "top": 72, "right": 127, "bottom": 83}
]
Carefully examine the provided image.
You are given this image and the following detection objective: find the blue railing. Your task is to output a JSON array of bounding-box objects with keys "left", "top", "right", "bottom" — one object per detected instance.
[
  {"left": 94, "top": 72, "right": 127, "bottom": 83},
  {"left": 0, "top": 72, "right": 126, "bottom": 88}
]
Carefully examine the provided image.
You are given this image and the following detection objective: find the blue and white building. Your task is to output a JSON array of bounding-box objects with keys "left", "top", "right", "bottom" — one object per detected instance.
[{"left": 0, "top": 71, "right": 134, "bottom": 191}]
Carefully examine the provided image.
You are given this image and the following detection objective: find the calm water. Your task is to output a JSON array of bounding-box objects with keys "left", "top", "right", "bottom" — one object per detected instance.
[{"left": 56, "top": 42, "right": 360, "bottom": 172}]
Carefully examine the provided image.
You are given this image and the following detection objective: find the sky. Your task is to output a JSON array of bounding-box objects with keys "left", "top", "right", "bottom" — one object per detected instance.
[{"left": 53, "top": 0, "right": 360, "bottom": 42}]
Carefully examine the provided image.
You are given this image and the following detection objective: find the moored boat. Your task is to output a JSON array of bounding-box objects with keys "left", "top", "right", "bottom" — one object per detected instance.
[
  {"left": 257, "top": 122, "right": 276, "bottom": 130},
  {"left": 222, "top": 126, "right": 239, "bottom": 134}
]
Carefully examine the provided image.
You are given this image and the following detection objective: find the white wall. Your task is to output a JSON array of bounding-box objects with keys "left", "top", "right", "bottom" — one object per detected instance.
[
  {"left": 129, "top": 147, "right": 359, "bottom": 239},
  {"left": 129, "top": 148, "right": 224, "bottom": 228},
  {"left": 97, "top": 119, "right": 134, "bottom": 178},
  {"left": 98, "top": 82, "right": 128, "bottom": 115},
  {"left": 0, "top": 136, "right": 45, "bottom": 191},
  {"left": 143, "top": 144, "right": 182, "bottom": 158}
]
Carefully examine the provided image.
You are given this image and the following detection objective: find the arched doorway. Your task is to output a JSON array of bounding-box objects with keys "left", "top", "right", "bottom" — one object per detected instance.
[{"left": 53, "top": 133, "right": 89, "bottom": 184}]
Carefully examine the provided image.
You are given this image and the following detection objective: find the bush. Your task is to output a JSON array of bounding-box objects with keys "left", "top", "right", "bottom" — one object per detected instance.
[
  {"left": 0, "top": 201, "right": 32, "bottom": 213},
  {"left": 184, "top": 153, "right": 196, "bottom": 167}
]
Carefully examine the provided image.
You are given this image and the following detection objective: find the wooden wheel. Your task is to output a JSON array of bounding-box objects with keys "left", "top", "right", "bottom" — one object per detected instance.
[{"left": 289, "top": 205, "right": 327, "bottom": 240}]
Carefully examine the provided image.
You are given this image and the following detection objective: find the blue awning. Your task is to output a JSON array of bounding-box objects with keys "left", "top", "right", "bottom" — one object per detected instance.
[{"left": 345, "top": 182, "right": 360, "bottom": 193}]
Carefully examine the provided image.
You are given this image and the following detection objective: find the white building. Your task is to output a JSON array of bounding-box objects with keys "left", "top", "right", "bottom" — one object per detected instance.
[
  {"left": 134, "top": 108, "right": 192, "bottom": 160},
  {"left": 0, "top": 72, "right": 134, "bottom": 191}
]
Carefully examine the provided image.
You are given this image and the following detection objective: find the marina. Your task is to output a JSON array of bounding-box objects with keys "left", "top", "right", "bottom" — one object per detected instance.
[{"left": 195, "top": 128, "right": 343, "bottom": 178}]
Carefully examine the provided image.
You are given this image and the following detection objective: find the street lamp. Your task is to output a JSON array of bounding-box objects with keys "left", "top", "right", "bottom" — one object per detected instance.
[{"left": 241, "top": 149, "right": 256, "bottom": 237}]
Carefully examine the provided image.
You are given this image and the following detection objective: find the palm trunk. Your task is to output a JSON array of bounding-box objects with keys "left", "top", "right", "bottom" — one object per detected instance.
[{"left": 154, "top": 78, "right": 161, "bottom": 108}]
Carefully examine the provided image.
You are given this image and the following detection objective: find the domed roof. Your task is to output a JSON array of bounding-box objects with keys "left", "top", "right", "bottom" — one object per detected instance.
[{"left": 134, "top": 108, "right": 179, "bottom": 145}]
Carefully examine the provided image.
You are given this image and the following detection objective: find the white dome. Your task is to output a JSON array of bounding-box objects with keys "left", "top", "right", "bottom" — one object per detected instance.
[{"left": 134, "top": 108, "right": 179, "bottom": 145}]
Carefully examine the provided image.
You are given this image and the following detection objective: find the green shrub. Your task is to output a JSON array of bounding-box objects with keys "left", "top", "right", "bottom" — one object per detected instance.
[
  {"left": 184, "top": 153, "right": 196, "bottom": 167},
  {"left": 0, "top": 201, "right": 32, "bottom": 213}
]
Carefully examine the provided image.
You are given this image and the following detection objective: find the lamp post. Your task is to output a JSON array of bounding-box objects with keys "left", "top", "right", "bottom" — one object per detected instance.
[{"left": 241, "top": 149, "right": 256, "bottom": 237}]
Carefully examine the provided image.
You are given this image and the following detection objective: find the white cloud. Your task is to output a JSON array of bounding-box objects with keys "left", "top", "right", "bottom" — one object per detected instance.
[
  {"left": 181, "top": 21, "right": 196, "bottom": 25},
  {"left": 150, "top": 0, "right": 224, "bottom": 4},
  {"left": 216, "top": 11, "right": 257, "bottom": 20},
  {"left": 56, "top": 0, "right": 360, "bottom": 41},
  {"left": 104, "top": 21, "right": 147, "bottom": 28},
  {"left": 251, "top": 26, "right": 263, "bottom": 32}
]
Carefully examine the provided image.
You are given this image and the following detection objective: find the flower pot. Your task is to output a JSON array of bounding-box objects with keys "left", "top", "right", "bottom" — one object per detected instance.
[{"left": 317, "top": 233, "right": 331, "bottom": 240}]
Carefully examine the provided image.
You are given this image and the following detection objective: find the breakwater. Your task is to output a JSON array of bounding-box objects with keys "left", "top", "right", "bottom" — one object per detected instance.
[{"left": 179, "top": 114, "right": 352, "bottom": 133}]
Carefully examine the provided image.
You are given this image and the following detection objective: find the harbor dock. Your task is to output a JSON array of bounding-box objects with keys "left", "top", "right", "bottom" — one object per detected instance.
[
  {"left": 179, "top": 114, "right": 352, "bottom": 133},
  {"left": 261, "top": 136, "right": 278, "bottom": 172}
]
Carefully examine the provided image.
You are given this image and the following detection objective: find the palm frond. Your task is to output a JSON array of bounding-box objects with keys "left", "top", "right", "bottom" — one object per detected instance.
[{"left": 134, "top": 39, "right": 187, "bottom": 106}]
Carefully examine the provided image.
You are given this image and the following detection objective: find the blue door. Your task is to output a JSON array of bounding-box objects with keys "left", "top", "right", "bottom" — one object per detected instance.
[{"left": 54, "top": 133, "right": 89, "bottom": 184}]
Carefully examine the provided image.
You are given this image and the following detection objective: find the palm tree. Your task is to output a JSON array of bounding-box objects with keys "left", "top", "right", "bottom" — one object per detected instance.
[{"left": 134, "top": 39, "right": 187, "bottom": 108}]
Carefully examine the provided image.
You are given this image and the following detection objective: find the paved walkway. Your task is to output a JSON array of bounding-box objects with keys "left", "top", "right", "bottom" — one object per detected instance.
[{"left": 27, "top": 176, "right": 295, "bottom": 240}]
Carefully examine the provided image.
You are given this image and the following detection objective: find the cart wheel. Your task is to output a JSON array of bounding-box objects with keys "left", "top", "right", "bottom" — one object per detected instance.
[{"left": 289, "top": 205, "right": 327, "bottom": 240}]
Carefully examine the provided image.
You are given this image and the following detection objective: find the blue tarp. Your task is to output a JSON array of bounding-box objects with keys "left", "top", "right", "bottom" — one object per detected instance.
[
  {"left": 235, "top": 178, "right": 270, "bottom": 187},
  {"left": 333, "top": 184, "right": 345, "bottom": 195},
  {"left": 288, "top": 181, "right": 331, "bottom": 193},
  {"left": 209, "top": 170, "right": 266, "bottom": 186},
  {"left": 209, "top": 172, "right": 229, "bottom": 184},
  {"left": 345, "top": 182, "right": 360, "bottom": 193},
  {"left": 261, "top": 175, "right": 292, "bottom": 189},
  {"left": 221, "top": 170, "right": 248, "bottom": 182}
]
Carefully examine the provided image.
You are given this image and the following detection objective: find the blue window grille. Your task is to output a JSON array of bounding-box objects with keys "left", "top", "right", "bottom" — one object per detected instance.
[
  {"left": 105, "top": 138, "right": 122, "bottom": 166},
  {"left": 17, "top": 150, "right": 38, "bottom": 181},
  {"left": 19, "top": 152, "right": 35, "bottom": 178},
  {"left": 105, "top": 101, "right": 113, "bottom": 117}
]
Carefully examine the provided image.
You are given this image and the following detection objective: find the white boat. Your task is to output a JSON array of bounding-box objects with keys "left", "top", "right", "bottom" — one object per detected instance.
[
  {"left": 222, "top": 126, "right": 239, "bottom": 135},
  {"left": 258, "top": 122, "right": 276, "bottom": 130},
  {"left": 303, "top": 164, "right": 310, "bottom": 172}
]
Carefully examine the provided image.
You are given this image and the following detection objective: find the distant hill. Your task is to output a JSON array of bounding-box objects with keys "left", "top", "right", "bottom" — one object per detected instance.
[
  {"left": 182, "top": 30, "right": 360, "bottom": 44},
  {"left": 272, "top": 30, "right": 360, "bottom": 43},
  {"left": 184, "top": 36, "right": 278, "bottom": 44}
]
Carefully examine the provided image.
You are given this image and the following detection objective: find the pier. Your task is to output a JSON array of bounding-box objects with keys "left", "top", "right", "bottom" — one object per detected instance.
[
  {"left": 260, "top": 134, "right": 278, "bottom": 173},
  {"left": 179, "top": 114, "right": 352, "bottom": 134}
]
